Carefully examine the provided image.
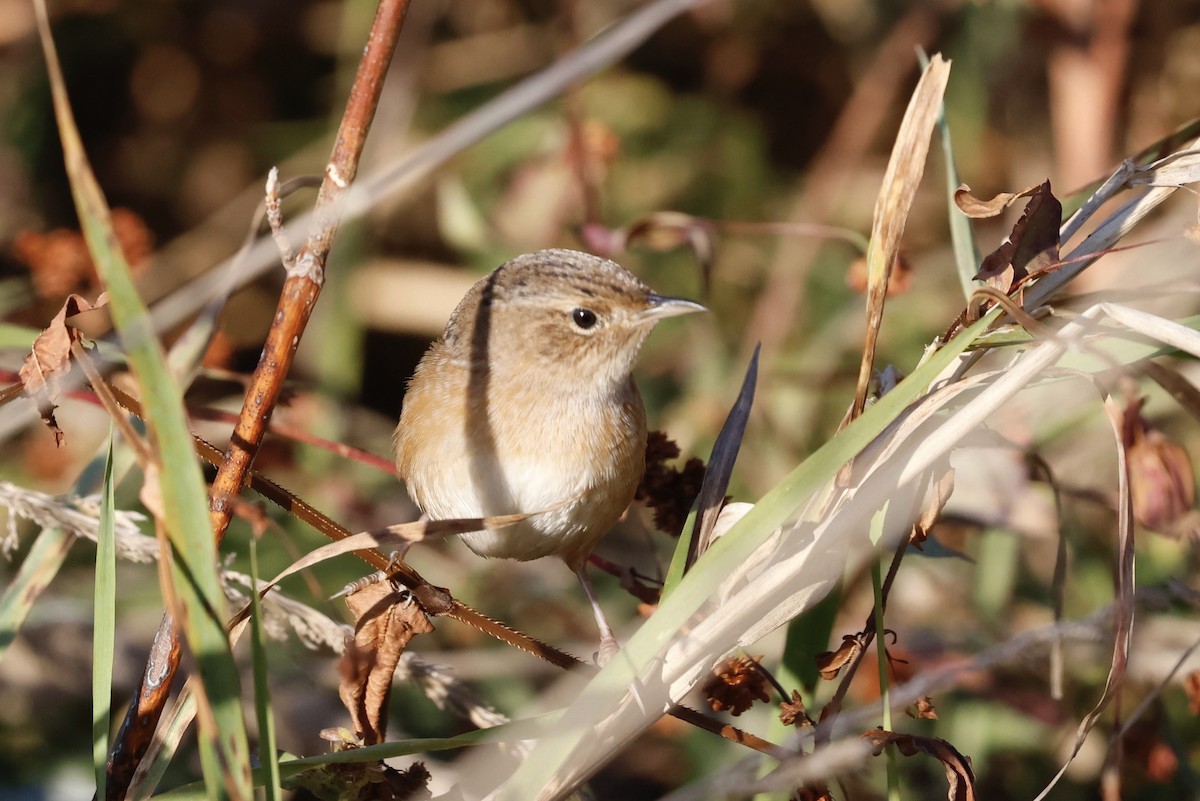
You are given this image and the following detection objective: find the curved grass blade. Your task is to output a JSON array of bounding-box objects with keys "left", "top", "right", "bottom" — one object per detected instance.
[{"left": 31, "top": 3, "right": 251, "bottom": 797}]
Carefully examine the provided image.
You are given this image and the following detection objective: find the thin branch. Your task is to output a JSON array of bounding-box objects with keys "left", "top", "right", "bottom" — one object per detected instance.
[{"left": 106, "top": 3, "right": 412, "bottom": 797}]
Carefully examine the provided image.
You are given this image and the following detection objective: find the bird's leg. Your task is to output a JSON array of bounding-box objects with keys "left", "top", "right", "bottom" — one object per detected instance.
[
  {"left": 575, "top": 563, "right": 620, "bottom": 665},
  {"left": 330, "top": 545, "right": 411, "bottom": 599}
]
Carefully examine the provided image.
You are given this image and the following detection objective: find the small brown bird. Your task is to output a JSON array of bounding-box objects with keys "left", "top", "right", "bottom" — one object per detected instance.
[{"left": 395, "top": 249, "right": 703, "bottom": 660}]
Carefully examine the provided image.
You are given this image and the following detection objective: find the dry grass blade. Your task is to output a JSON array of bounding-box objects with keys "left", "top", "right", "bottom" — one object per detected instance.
[
  {"left": 1138, "top": 359, "right": 1200, "bottom": 424},
  {"left": 1030, "top": 389, "right": 1136, "bottom": 801},
  {"left": 850, "top": 54, "right": 951, "bottom": 418}
]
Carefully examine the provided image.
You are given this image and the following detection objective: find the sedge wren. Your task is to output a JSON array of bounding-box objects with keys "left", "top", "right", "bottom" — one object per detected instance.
[{"left": 395, "top": 249, "right": 703, "bottom": 661}]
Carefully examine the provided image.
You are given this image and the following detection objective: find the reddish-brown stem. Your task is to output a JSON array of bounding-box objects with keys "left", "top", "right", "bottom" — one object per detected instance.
[{"left": 105, "top": 3, "right": 411, "bottom": 797}]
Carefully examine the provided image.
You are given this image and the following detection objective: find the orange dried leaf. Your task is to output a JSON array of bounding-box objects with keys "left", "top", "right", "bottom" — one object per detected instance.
[
  {"left": 339, "top": 581, "right": 434, "bottom": 744},
  {"left": 815, "top": 634, "right": 862, "bottom": 681},
  {"left": 622, "top": 211, "right": 716, "bottom": 291}
]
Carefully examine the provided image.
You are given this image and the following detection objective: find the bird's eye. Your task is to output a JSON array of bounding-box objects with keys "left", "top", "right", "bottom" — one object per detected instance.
[{"left": 571, "top": 308, "right": 598, "bottom": 330}]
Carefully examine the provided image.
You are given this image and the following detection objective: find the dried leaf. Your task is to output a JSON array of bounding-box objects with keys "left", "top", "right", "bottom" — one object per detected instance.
[
  {"left": 19, "top": 292, "right": 107, "bottom": 443},
  {"left": 975, "top": 180, "right": 1062, "bottom": 295},
  {"left": 339, "top": 581, "right": 435, "bottom": 744},
  {"left": 863, "top": 729, "right": 976, "bottom": 801},
  {"left": 815, "top": 634, "right": 862, "bottom": 681},
  {"left": 622, "top": 211, "right": 716, "bottom": 293},
  {"left": 953, "top": 182, "right": 1042, "bottom": 218}
]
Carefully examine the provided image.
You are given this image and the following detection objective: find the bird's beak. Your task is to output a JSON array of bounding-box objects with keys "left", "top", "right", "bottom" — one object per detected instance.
[{"left": 640, "top": 293, "right": 706, "bottom": 322}]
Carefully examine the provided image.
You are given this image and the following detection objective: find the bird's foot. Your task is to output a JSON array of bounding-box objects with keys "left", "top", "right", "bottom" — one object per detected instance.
[{"left": 595, "top": 634, "right": 620, "bottom": 667}]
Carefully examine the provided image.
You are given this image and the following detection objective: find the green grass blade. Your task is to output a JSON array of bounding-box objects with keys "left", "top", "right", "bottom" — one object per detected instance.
[
  {"left": 249, "top": 539, "right": 282, "bottom": 801},
  {"left": 32, "top": 3, "right": 251, "bottom": 797},
  {"left": 662, "top": 505, "right": 699, "bottom": 600},
  {"left": 919, "top": 47, "right": 980, "bottom": 299},
  {"left": 92, "top": 430, "right": 117, "bottom": 799}
]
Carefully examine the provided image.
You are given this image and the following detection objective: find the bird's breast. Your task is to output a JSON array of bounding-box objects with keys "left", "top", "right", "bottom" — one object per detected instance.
[{"left": 397, "top": 367, "right": 647, "bottom": 568}]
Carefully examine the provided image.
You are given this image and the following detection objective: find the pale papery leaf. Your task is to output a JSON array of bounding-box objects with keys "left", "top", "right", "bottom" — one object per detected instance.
[{"left": 953, "top": 182, "right": 1043, "bottom": 218}]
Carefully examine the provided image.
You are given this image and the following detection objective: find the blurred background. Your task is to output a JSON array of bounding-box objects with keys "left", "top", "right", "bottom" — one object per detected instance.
[{"left": 2, "top": 0, "right": 1199, "bottom": 798}]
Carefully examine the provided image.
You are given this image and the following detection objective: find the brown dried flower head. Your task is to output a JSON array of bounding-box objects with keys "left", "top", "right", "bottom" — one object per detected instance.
[{"left": 703, "top": 654, "right": 771, "bottom": 716}]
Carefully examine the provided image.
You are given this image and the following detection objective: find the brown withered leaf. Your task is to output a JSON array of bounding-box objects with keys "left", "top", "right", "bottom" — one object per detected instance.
[
  {"left": 1185, "top": 670, "right": 1200, "bottom": 715},
  {"left": 975, "top": 180, "right": 1062, "bottom": 295},
  {"left": 954, "top": 182, "right": 1043, "bottom": 218},
  {"left": 339, "top": 581, "right": 434, "bottom": 745},
  {"left": 703, "top": 654, "right": 771, "bottom": 716},
  {"left": 779, "top": 690, "right": 812, "bottom": 728},
  {"left": 1123, "top": 397, "right": 1196, "bottom": 534},
  {"left": 815, "top": 634, "right": 862, "bottom": 681},
  {"left": 19, "top": 293, "right": 108, "bottom": 444},
  {"left": 863, "top": 729, "right": 976, "bottom": 801},
  {"left": 622, "top": 211, "right": 716, "bottom": 293}
]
